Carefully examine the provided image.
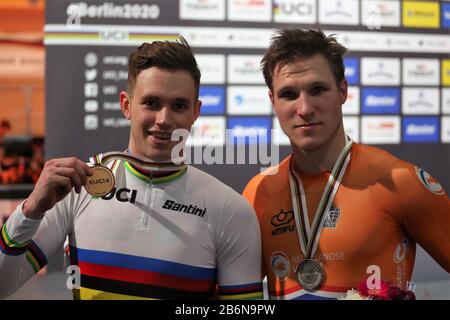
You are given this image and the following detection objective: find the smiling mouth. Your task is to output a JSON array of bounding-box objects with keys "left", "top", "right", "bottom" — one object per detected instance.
[{"left": 149, "top": 131, "right": 172, "bottom": 140}]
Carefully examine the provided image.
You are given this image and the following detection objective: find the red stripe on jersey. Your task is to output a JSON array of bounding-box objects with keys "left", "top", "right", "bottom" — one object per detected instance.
[{"left": 78, "top": 261, "right": 215, "bottom": 292}]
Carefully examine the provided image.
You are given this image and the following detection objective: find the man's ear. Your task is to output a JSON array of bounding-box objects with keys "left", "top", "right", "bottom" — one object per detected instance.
[
  {"left": 193, "top": 99, "right": 202, "bottom": 122},
  {"left": 269, "top": 89, "right": 276, "bottom": 114},
  {"left": 120, "top": 91, "right": 131, "bottom": 119},
  {"left": 339, "top": 79, "right": 348, "bottom": 105}
]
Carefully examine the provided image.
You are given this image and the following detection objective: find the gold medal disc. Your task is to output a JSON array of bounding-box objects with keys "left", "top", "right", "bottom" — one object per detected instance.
[{"left": 84, "top": 165, "right": 115, "bottom": 197}]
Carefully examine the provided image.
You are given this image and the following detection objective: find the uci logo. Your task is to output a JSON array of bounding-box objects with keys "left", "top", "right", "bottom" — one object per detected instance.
[
  {"left": 101, "top": 188, "right": 137, "bottom": 204},
  {"left": 100, "top": 29, "right": 128, "bottom": 41}
]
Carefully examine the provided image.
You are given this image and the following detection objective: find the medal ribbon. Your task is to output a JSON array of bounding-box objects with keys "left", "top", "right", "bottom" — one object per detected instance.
[
  {"left": 288, "top": 137, "right": 353, "bottom": 260},
  {"left": 91, "top": 151, "right": 187, "bottom": 172}
]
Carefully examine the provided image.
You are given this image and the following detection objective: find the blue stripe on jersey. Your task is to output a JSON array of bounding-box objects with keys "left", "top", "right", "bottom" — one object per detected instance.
[{"left": 76, "top": 247, "right": 216, "bottom": 280}]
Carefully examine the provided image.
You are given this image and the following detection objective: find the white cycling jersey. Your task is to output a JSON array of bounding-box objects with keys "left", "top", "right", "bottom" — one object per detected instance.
[{"left": 0, "top": 154, "right": 262, "bottom": 300}]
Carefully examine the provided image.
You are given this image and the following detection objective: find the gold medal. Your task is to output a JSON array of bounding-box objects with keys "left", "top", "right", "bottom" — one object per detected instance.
[
  {"left": 83, "top": 151, "right": 186, "bottom": 197},
  {"left": 85, "top": 165, "right": 115, "bottom": 197},
  {"left": 296, "top": 258, "right": 325, "bottom": 292}
]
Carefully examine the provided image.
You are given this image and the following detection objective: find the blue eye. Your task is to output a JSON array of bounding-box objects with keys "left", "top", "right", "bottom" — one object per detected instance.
[
  {"left": 280, "top": 91, "right": 298, "bottom": 100},
  {"left": 144, "top": 100, "right": 159, "bottom": 109},
  {"left": 173, "top": 102, "right": 189, "bottom": 111},
  {"left": 310, "top": 86, "right": 327, "bottom": 95}
]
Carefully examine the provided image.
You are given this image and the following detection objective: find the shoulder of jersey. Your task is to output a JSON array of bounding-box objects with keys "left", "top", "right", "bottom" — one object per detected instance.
[{"left": 357, "top": 144, "right": 446, "bottom": 196}]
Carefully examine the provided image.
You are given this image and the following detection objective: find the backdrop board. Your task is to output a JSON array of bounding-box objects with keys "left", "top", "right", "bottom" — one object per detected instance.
[{"left": 45, "top": 0, "right": 449, "bottom": 289}]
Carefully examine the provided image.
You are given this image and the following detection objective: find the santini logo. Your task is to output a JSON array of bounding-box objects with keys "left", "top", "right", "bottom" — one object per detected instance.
[{"left": 162, "top": 200, "right": 206, "bottom": 218}]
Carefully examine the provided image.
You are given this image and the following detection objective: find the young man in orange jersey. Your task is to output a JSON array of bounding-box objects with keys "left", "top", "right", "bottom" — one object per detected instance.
[{"left": 243, "top": 28, "right": 450, "bottom": 300}]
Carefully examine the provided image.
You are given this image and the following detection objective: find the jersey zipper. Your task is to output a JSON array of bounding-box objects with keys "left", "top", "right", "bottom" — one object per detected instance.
[{"left": 140, "top": 173, "right": 153, "bottom": 230}]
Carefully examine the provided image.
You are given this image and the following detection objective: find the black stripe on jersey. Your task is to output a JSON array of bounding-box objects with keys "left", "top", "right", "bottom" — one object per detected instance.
[
  {"left": 28, "top": 240, "right": 48, "bottom": 269},
  {"left": 81, "top": 275, "right": 214, "bottom": 300},
  {"left": 218, "top": 288, "right": 262, "bottom": 296},
  {"left": 69, "top": 245, "right": 79, "bottom": 266}
]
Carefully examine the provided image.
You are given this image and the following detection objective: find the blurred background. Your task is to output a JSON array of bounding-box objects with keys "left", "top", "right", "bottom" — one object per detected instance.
[{"left": 0, "top": 0, "right": 448, "bottom": 300}]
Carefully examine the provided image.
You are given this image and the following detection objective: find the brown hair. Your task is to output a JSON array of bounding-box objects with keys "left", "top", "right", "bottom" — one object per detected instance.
[
  {"left": 261, "top": 28, "right": 347, "bottom": 91},
  {"left": 127, "top": 36, "right": 201, "bottom": 99}
]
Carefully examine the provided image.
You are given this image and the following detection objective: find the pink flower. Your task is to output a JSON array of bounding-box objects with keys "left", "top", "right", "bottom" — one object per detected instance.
[
  {"left": 355, "top": 278, "right": 416, "bottom": 300},
  {"left": 357, "top": 279, "right": 391, "bottom": 299}
]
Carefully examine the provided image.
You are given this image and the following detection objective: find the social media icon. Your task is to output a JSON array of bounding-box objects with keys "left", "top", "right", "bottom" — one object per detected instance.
[
  {"left": 84, "top": 100, "right": 98, "bottom": 112},
  {"left": 84, "top": 83, "right": 98, "bottom": 98},
  {"left": 85, "top": 69, "right": 97, "bottom": 81},
  {"left": 84, "top": 52, "right": 98, "bottom": 67},
  {"left": 84, "top": 115, "right": 98, "bottom": 130}
]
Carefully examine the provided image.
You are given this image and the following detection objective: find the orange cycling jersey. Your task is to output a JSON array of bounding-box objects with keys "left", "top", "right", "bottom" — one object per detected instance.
[{"left": 243, "top": 143, "right": 450, "bottom": 300}]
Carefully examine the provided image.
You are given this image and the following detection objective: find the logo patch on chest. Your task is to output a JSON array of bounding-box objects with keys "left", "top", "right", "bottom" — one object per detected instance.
[
  {"left": 271, "top": 209, "right": 295, "bottom": 236},
  {"left": 322, "top": 206, "right": 341, "bottom": 228},
  {"left": 162, "top": 200, "right": 207, "bottom": 218}
]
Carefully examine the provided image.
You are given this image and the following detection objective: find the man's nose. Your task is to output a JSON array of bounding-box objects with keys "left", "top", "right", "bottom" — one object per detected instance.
[
  {"left": 296, "top": 94, "right": 315, "bottom": 119},
  {"left": 155, "top": 106, "right": 172, "bottom": 128}
]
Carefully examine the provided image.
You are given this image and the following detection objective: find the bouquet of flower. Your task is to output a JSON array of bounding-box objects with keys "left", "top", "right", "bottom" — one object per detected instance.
[{"left": 339, "top": 279, "right": 416, "bottom": 300}]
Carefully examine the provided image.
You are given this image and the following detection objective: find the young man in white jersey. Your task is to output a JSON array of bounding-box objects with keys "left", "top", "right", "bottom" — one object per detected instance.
[{"left": 0, "top": 38, "right": 262, "bottom": 300}]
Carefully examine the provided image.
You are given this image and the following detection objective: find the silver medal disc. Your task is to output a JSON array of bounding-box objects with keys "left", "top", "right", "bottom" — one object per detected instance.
[{"left": 296, "top": 258, "right": 325, "bottom": 292}]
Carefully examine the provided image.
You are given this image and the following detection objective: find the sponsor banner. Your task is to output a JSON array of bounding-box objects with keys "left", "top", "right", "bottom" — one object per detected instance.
[
  {"left": 402, "top": 88, "right": 439, "bottom": 115},
  {"left": 361, "top": 0, "right": 401, "bottom": 28},
  {"left": 273, "top": 0, "right": 316, "bottom": 24},
  {"left": 227, "top": 55, "right": 265, "bottom": 84},
  {"left": 44, "top": 25, "right": 450, "bottom": 53},
  {"left": 403, "top": 117, "right": 439, "bottom": 143},
  {"left": 443, "top": 3, "right": 450, "bottom": 28},
  {"left": 199, "top": 86, "right": 226, "bottom": 115},
  {"left": 318, "top": 0, "right": 359, "bottom": 25},
  {"left": 402, "top": 58, "right": 440, "bottom": 86},
  {"left": 179, "top": 0, "right": 225, "bottom": 21},
  {"left": 184, "top": 26, "right": 272, "bottom": 48},
  {"left": 442, "top": 116, "right": 450, "bottom": 143},
  {"left": 334, "top": 30, "right": 450, "bottom": 54},
  {"left": 227, "top": 86, "right": 272, "bottom": 115},
  {"left": 402, "top": 1, "right": 440, "bottom": 29},
  {"left": 0, "top": 43, "right": 44, "bottom": 78},
  {"left": 361, "top": 116, "right": 401, "bottom": 144},
  {"left": 343, "top": 116, "right": 360, "bottom": 142},
  {"left": 188, "top": 116, "right": 226, "bottom": 146},
  {"left": 227, "top": 117, "right": 272, "bottom": 144},
  {"left": 343, "top": 86, "right": 360, "bottom": 115},
  {"left": 344, "top": 57, "right": 359, "bottom": 85},
  {"left": 361, "top": 87, "right": 400, "bottom": 114},
  {"left": 442, "top": 88, "right": 450, "bottom": 114},
  {"left": 228, "top": 0, "right": 272, "bottom": 22},
  {"left": 443, "top": 59, "right": 450, "bottom": 86},
  {"left": 195, "top": 54, "right": 225, "bottom": 84},
  {"left": 272, "top": 117, "right": 290, "bottom": 146},
  {"left": 361, "top": 57, "right": 400, "bottom": 85}
]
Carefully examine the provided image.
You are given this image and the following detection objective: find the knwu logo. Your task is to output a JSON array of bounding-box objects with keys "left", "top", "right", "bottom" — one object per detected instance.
[{"left": 271, "top": 209, "right": 295, "bottom": 236}]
